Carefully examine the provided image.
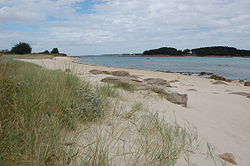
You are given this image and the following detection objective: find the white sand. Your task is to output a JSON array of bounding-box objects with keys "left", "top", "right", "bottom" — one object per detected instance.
[{"left": 20, "top": 57, "right": 250, "bottom": 165}]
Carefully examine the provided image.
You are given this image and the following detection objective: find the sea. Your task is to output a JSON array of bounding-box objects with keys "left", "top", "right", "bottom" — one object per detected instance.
[{"left": 76, "top": 56, "right": 250, "bottom": 81}]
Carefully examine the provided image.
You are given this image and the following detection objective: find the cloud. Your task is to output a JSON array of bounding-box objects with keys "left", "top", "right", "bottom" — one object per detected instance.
[{"left": 0, "top": 0, "right": 250, "bottom": 55}]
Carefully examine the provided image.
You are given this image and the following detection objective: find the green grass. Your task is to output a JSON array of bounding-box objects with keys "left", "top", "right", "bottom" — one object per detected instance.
[
  {"left": 80, "top": 142, "right": 109, "bottom": 166},
  {"left": 123, "top": 102, "right": 143, "bottom": 119},
  {"left": 136, "top": 113, "right": 198, "bottom": 165},
  {"left": 113, "top": 82, "right": 135, "bottom": 92},
  {"left": 0, "top": 56, "right": 107, "bottom": 165},
  {"left": 97, "top": 84, "right": 120, "bottom": 98}
]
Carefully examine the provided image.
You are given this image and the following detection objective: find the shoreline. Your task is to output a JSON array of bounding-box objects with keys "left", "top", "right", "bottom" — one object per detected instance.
[
  {"left": 99, "top": 54, "right": 250, "bottom": 58},
  {"left": 73, "top": 60, "right": 250, "bottom": 82}
]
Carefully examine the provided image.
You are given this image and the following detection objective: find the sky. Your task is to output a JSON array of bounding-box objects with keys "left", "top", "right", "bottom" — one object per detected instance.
[{"left": 0, "top": 0, "right": 250, "bottom": 56}]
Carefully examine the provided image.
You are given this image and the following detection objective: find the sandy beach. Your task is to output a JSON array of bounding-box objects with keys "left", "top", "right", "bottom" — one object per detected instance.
[{"left": 19, "top": 57, "right": 250, "bottom": 166}]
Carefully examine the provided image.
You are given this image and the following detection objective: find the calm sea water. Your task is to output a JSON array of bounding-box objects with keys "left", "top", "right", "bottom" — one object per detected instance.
[{"left": 76, "top": 56, "right": 250, "bottom": 81}]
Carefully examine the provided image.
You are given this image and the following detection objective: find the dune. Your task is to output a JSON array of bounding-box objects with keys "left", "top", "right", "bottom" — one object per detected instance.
[{"left": 19, "top": 56, "right": 250, "bottom": 166}]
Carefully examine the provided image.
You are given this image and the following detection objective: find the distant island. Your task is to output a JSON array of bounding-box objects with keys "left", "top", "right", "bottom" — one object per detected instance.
[{"left": 119, "top": 46, "right": 250, "bottom": 57}]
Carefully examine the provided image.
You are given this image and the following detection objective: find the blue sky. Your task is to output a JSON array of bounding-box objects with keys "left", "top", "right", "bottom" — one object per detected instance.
[
  {"left": 73, "top": 0, "right": 103, "bottom": 14},
  {"left": 0, "top": 0, "right": 250, "bottom": 56}
]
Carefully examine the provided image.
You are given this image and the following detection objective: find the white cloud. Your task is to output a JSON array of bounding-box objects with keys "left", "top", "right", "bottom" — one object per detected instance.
[{"left": 0, "top": 0, "right": 250, "bottom": 55}]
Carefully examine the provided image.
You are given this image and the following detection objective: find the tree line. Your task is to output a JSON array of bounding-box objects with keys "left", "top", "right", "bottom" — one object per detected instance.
[
  {"left": 143, "top": 46, "right": 250, "bottom": 57},
  {"left": 0, "top": 42, "right": 62, "bottom": 55}
]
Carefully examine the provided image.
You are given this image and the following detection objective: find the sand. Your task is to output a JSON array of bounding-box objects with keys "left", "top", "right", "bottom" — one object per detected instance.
[{"left": 19, "top": 57, "right": 250, "bottom": 166}]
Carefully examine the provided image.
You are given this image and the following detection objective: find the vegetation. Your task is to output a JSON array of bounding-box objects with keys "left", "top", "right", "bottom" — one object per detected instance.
[
  {"left": 0, "top": 56, "right": 107, "bottom": 165},
  {"left": 37, "top": 50, "right": 50, "bottom": 54},
  {"left": 9, "top": 54, "right": 54, "bottom": 59},
  {"left": 0, "top": 43, "right": 67, "bottom": 57},
  {"left": 136, "top": 113, "right": 199, "bottom": 165},
  {"left": 122, "top": 102, "right": 143, "bottom": 119},
  {"left": 71, "top": 102, "right": 204, "bottom": 166},
  {"left": 97, "top": 84, "right": 120, "bottom": 98},
  {"left": 143, "top": 47, "right": 180, "bottom": 56},
  {"left": 0, "top": 55, "right": 218, "bottom": 165},
  {"left": 51, "top": 48, "right": 59, "bottom": 54},
  {"left": 142, "top": 46, "right": 250, "bottom": 56},
  {"left": 113, "top": 81, "right": 136, "bottom": 92},
  {"left": 11, "top": 42, "right": 32, "bottom": 54},
  {"left": 0, "top": 49, "right": 10, "bottom": 54},
  {"left": 191, "top": 46, "right": 250, "bottom": 56}
]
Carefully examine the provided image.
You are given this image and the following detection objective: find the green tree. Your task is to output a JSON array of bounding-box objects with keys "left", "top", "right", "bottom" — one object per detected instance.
[
  {"left": 143, "top": 47, "right": 179, "bottom": 55},
  {"left": 51, "top": 48, "right": 59, "bottom": 54},
  {"left": 183, "top": 49, "right": 191, "bottom": 54},
  {"left": 11, "top": 42, "right": 32, "bottom": 54}
]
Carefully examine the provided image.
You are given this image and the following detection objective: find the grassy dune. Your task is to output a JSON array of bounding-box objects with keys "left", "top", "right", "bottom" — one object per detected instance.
[
  {"left": 0, "top": 55, "right": 217, "bottom": 165},
  {"left": 0, "top": 56, "right": 108, "bottom": 165}
]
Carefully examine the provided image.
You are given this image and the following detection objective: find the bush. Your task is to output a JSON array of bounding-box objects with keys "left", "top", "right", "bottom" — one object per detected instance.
[
  {"left": 43, "top": 50, "right": 50, "bottom": 54},
  {"left": 0, "top": 49, "right": 10, "bottom": 54},
  {"left": 11, "top": 42, "right": 32, "bottom": 54},
  {"left": 51, "top": 48, "right": 59, "bottom": 54}
]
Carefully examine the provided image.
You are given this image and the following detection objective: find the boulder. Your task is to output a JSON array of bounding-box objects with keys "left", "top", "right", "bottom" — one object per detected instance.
[
  {"left": 129, "top": 77, "right": 143, "bottom": 83},
  {"left": 169, "top": 79, "right": 179, "bottom": 83},
  {"left": 150, "top": 86, "right": 188, "bottom": 107},
  {"left": 101, "top": 77, "right": 120, "bottom": 84},
  {"left": 211, "top": 74, "right": 226, "bottom": 81},
  {"left": 101, "top": 76, "right": 187, "bottom": 107},
  {"left": 212, "top": 81, "right": 228, "bottom": 85},
  {"left": 218, "top": 153, "right": 237, "bottom": 165},
  {"left": 199, "top": 72, "right": 213, "bottom": 76},
  {"left": 65, "top": 68, "right": 71, "bottom": 72},
  {"left": 244, "top": 81, "right": 250, "bottom": 86},
  {"left": 102, "top": 71, "right": 112, "bottom": 74},
  {"left": 101, "top": 77, "right": 138, "bottom": 92},
  {"left": 211, "top": 74, "right": 231, "bottom": 82},
  {"left": 187, "top": 89, "right": 197, "bottom": 92},
  {"left": 89, "top": 69, "right": 111, "bottom": 75},
  {"left": 111, "top": 71, "right": 130, "bottom": 77},
  {"left": 101, "top": 76, "right": 141, "bottom": 86},
  {"left": 230, "top": 92, "right": 250, "bottom": 97},
  {"left": 144, "top": 78, "right": 171, "bottom": 87}
]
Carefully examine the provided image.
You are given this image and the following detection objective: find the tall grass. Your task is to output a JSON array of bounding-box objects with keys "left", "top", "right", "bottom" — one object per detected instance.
[
  {"left": 97, "top": 85, "right": 119, "bottom": 98},
  {"left": 0, "top": 57, "right": 107, "bottom": 165},
  {"left": 80, "top": 141, "right": 109, "bottom": 166},
  {"left": 113, "top": 82, "right": 135, "bottom": 92},
  {"left": 136, "top": 113, "right": 199, "bottom": 165},
  {"left": 122, "top": 103, "right": 143, "bottom": 119}
]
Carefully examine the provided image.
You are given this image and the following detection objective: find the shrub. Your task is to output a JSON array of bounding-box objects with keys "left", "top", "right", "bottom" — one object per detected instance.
[
  {"left": 0, "top": 49, "right": 10, "bottom": 54},
  {"left": 11, "top": 42, "right": 32, "bottom": 54},
  {"left": 51, "top": 48, "right": 59, "bottom": 54},
  {"left": 43, "top": 50, "right": 50, "bottom": 54}
]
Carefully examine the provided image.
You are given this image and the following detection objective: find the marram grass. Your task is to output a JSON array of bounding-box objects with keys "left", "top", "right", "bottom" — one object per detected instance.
[{"left": 0, "top": 56, "right": 107, "bottom": 165}]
